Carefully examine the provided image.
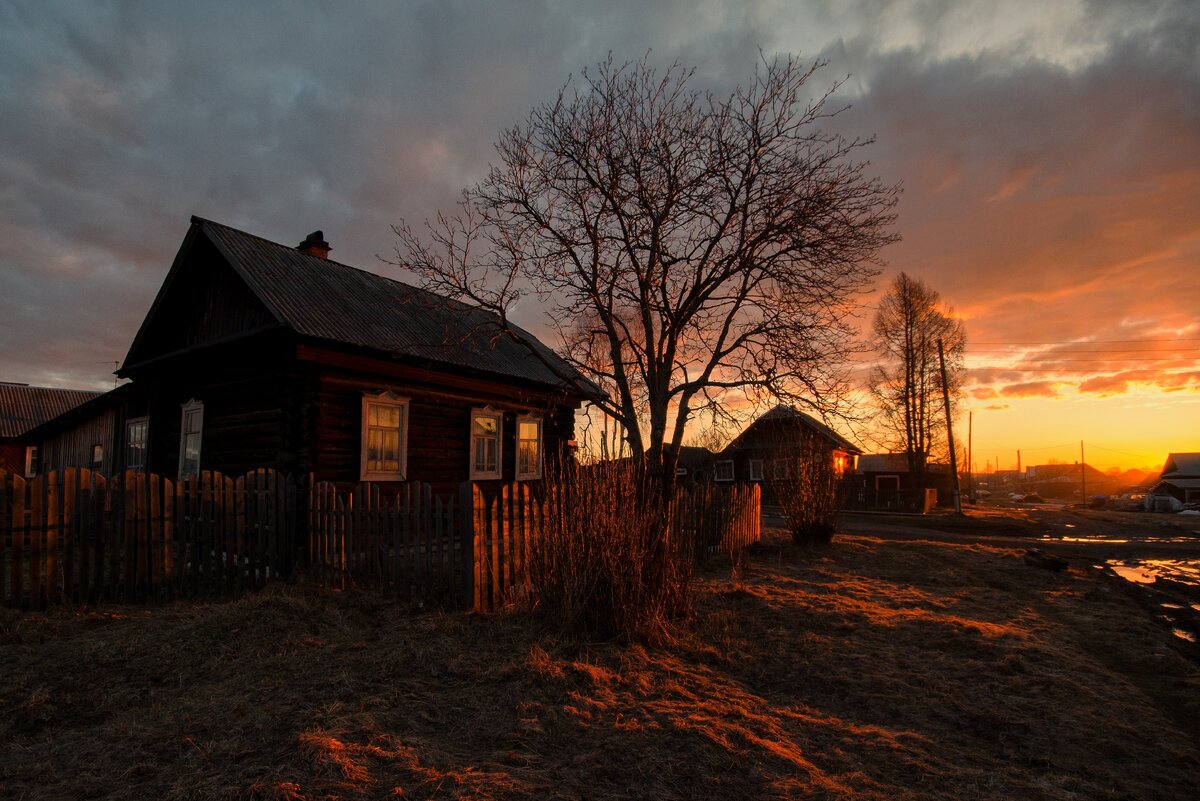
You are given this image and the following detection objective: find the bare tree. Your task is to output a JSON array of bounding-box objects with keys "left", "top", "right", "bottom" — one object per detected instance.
[
  {"left": 766, "top": 426, "right": 842, "bottom": 544},
  {"left": 395, "top": 54, "right": 898, "bottom": 479},
  {"left": 868, "top": 272, "right": 966, "bottom": 487}
]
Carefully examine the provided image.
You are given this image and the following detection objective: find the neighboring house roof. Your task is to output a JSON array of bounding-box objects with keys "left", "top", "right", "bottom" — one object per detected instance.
[
  {"left": 1025, "top": 463, "right": 1108, "bottom": 482},
  {"left": 1161, "top": 453, "right": 1200, "bottom": 479},
  {"left": 676, "top": 446, "right": 714, "bottom": 470},
  {"left": 726, "top": 404, "right": 862, "bottom": 455},
  {"left": 123, "top": 216, "right": 598, "bottom": 397},
  {"left": 857, "top": 453, "right": 951, "bottom": 474},
  {"left": 0, "top": 383, "right": 101, "bottom": 440}
]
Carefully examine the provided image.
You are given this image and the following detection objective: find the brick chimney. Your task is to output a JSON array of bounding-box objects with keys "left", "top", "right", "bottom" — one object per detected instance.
[{"left": 297, "top": 230, "right": 331, "bottom": 259}]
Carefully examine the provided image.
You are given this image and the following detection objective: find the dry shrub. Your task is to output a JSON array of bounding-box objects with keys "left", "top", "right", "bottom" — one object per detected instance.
[
  {"left": 768, "top": 429, "right": 841, "bottom": 545},
  {"left": 529, "top": 461, "right": 694, "bottom": 644}
]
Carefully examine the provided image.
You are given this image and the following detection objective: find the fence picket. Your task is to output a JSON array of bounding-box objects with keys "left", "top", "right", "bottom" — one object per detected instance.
[{"left": 0, "top": 469, "right": 760, "bottom": 612}]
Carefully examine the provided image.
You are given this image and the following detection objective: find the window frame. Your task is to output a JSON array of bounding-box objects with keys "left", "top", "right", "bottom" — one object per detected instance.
[
  {"left": 360, "top": 391, "right": 410, "bottom": 482},
  {"left": 126, "top": 416, "right": 149, "bottom": 472},
  {"left": 714, "top": 459, "right": 735, "bottom": 482},
  {"left": 515, "top": 415, "right": 543, "bottom": 481},
  {"left": 469, "top": 407, "right": 503, "bottom": 480},
  {"left": 24, "top": 445, "right": 38, "bottom": 478},
  {"left": 177, "top": 399, "right": 204, "bottom": 479},
  {"left": 748, "top": 459, "right": 764, "bottom": 482},
  {"left": 90, "top": 443, "right": 104, "bottom": 470}
]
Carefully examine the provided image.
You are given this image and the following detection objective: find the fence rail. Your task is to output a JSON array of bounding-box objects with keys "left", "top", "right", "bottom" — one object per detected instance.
[{"left": 1, "top": 468, "right": 761, "bottom": 612}]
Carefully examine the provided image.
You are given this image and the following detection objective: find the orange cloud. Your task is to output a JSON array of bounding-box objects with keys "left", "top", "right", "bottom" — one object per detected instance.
[{"left": 999, "top": 381, "right": 1060, "bottom": 399}]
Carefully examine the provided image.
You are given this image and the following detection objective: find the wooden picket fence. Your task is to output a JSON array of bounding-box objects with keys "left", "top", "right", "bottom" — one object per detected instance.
[
  {"left": 0, "top": 468, "right": 294, "bottom": 609},
  {"left": 1, "top": 468, "right": 761, "bottom": 612}
]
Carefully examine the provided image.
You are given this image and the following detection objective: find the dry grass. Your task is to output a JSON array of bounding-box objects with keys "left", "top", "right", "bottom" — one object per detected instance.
[{"left": 2, "top": 530, "right": 1199, "bottom": 800}]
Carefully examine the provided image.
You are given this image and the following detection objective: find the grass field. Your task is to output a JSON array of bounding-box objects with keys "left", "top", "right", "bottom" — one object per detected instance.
[{"left": 2, "top": 529, "right": 1199, "bottom": 800}]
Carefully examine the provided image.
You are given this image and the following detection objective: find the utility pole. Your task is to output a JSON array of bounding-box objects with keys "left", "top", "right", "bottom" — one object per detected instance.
[
  {"left": 1080, "top": 440, "right": 1086, "bottom": 503},
  {"left": 967, "top": 411, "right": 974, "bottom": 504},
  {"left": 938, "top": 338, "right": 962, "bottom": 515}
]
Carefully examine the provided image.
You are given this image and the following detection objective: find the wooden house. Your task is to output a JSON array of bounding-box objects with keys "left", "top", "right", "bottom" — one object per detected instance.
[
  {"left": 31, "top": 217, "right": 596, "bottom": 496},
  {"left": 1146, "top": 453, "right": 1200, "bottom": 510},
  {"left": 713, "top": 405, "right": 862, "bottom": 505},
  {"left": 850, "top": 453, "right": 951, "bottom": 511},
  {"left": 0, "top": 382, "right": 100, "bottom": 475}
]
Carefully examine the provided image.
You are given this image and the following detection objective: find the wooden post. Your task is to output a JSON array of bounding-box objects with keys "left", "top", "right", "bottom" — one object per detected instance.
[
  {"left": 937, "top": 338, "right": 963, "bottom": 515},
  {"left": 1080, "top": 441, "right": 1086, "bottom": 503}
]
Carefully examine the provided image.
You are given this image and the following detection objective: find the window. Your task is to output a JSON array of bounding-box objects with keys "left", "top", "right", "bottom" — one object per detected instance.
[
  {"left": 470, "top": 408, "right": 502, "bottom": 480},
  {"left": 516, "top": 416, "right": 543, "bottom": 480},
  {"left": 714, "top": 460, "right": 734, "bottom": 482},
  {"left": 24, "top": 446, "right": 38, "bottom": 478},
  {"left": 91, "top": 444, "right": 104, "bottom": 469},
  {"left": 748, "top": 459, "right": 764, "bottom": 482},
  {"left": 126, "top": 417, "right": 148, "bottom": 472},
  {"left": 361, "top": 392, "right": 409, "bottom": 481},
  {"left": 178, "top": 400, "right": 204, "bottom": 479}
]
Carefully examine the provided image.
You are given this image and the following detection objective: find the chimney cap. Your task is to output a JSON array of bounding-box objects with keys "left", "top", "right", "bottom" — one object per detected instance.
[{"left": 298, "top": 230, "right": 331, "bottom": 256}]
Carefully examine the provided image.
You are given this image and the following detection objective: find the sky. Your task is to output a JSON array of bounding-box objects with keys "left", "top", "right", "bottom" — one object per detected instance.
[{"left": 1, "top": 0, "right": 1196, "bottom": 473}]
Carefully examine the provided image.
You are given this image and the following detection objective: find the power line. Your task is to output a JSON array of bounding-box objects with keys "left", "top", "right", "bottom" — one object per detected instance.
[
  {"left": 968, "top": 338, "right": 1200, "bottom": 345},
  {"left": 967, "top": 357, "right": 1197, "bottom": 363},
  {"left": 966, "top": 347, "right": 1200, "bottom": 354}
]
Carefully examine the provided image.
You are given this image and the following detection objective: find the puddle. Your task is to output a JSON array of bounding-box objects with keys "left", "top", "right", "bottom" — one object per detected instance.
[
  {"left": 1110, "top": 563, "right": 1158, "bottom": 583},
  {"left": 1106, "top": 559, "right": 1200, "bottom": 589},
  {"left": 1043, "top": 535, "right": 1130, "bottom": 544}
]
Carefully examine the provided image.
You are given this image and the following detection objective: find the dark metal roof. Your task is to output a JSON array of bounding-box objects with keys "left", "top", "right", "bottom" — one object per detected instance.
[
  {"left": 1162, "top": 453, "right": 1200, "bottom": 479},
  {"left": 0, "top": 383, "right": 101, "bottom": 439},
  {"left": 192, "top": 216, "right": 595, "bottom": 395},
  {"left": 728, "top": 404, "right": 863, "bottom": 455}
]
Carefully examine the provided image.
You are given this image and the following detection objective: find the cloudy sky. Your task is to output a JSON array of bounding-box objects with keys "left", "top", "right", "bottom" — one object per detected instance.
[{"left": 1, "top": 0, "right": 1197, "bottom": 471}]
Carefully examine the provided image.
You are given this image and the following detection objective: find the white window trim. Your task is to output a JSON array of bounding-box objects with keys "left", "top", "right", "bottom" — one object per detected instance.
[
  {"left": 470, "top": 407, "right": 503, "bottom": 480},
  {"left": 126, "top": 416, "right": 149, "bottom": 472},
  {"left": 515, "top": 415, "right": 543, "bottom": 480},
  {"left": 714, "top": 459, "right": 735, "bottom": 482},
  {"left": 24, "top": 445, "right": 38, "bottom": 478},
  {"left": 748, "top": 459, "right": 764, "bottom": 482},
  {"left": 178, "top": 399, "right": 204, "bottom": 479},
  {"left": 360, "top": 391, "right": 410, "bottom": 481}
]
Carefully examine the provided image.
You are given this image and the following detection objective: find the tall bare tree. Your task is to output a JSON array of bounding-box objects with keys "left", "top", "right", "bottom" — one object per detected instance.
[
  {"left": 395, "top": 55, "right": 898, "bottom": 479},
  {"left": 869, "top": 272, "right": 966, "bottom": 486}
]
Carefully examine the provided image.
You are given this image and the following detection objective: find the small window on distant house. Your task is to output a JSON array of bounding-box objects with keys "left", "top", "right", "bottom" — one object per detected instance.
[
  {"left": 715, "top": 460, "right": 734, "bottom": 482},
  {"left": 91, "top": 444, "right": 104, "bottom": 469},
  {"left": 470, "top": 408, "right": 502, "bottom": 480},
  {"left": 361, "top": 392, "right": 409, "bottom": 481},
  {"left": 24, "top": 446, "right": 38, "bottom": 478},
  {"left": 748, "top": 459, "right": 764, "bottom": 482},
  {"left": 126, "top": 417, "right": 148, "bottom": 472},
  {"left": 178, "top": 400, "right": 204, "bottom": 479},
  {"left": 516, "top": 417, "right": 543, "bottom": 480}
]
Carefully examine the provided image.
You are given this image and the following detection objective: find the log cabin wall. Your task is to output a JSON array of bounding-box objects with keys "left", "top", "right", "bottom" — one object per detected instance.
[
  {"left": 307, "top": 363, "right": 578, "bottom": 498},
  {"left": 141, "top": 336, "right": 302, "bottom": 479},
  {"left": 38, "top": 406, "right": 119, "bottom": 475}
]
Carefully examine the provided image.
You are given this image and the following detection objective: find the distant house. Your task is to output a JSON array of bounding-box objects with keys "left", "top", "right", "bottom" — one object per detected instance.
[
  {"left": 1146, "top": 453, "right": 1200, "bottom": 510},
  {"left": 675, "top": 445, "right": 716, "bottom": 481},
  {"left": 850, "top": 453, "right": 953, "bottom": 511},
  {"left": 714, "top": 405, "right": 862, "bottom": 504},
  {"left": 1023, "top": 462, "right": 1114, "bottom": 499},
  {"left": 29, "top": 217, "right": 597, "bottom": 495},
  {"left": 0, "top": 383, "right": 100, "bottom": 476}
]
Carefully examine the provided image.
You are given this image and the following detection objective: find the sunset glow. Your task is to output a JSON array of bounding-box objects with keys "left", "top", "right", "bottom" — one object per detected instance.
[{"left": 0, "top": 1, "right": 1195, "bottom": 473}]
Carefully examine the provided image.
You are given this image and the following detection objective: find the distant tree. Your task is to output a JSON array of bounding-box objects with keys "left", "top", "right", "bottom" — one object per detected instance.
[
  {"left": 868, "top": 272, "right": 966, "bottom": 487},
  {"left": 395, "top": 54, "right": 898, "bottom": 482}
]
